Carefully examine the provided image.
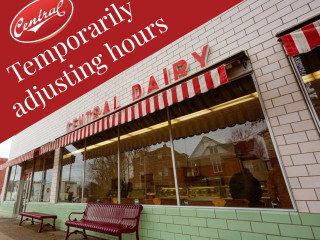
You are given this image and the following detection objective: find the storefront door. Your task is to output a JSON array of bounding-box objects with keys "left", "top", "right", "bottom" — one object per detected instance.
[{"left": 17, "top": 172, "right": 32, "bottom": 215}]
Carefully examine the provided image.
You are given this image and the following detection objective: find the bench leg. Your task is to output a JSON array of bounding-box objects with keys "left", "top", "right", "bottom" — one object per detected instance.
[
  {"left": 19, "top": 215, "right": 23, "bottom": 226},
  {"left": 118, "top": 234, "right": 122, "bottom": 240},
  {"left": 31, "top": 218, "right": 35, "bottom": 225},
  {"left": 38, "top": 219, "right": 43, "bottom": 233},
  {"left": 53, "top": 218, "right": 56, "bottom": 231},
  {"left": 65, "top": 226, "right": 70, "bottom": 240},
  {"left": 136, "top": 229, "right": 139, "bottom": 240},
  {"left": 83, "top": 228, "right": 88, "bottom": 239}
]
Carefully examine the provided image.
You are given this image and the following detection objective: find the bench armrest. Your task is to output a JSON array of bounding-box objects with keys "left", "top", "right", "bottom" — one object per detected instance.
[{"left": 68, "top": 211, "right": 85, "bottom": 221}]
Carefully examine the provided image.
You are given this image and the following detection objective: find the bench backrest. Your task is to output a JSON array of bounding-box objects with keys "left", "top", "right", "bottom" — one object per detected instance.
[{"left": 83, "top": 203, "right": 143, "bottom": 228}]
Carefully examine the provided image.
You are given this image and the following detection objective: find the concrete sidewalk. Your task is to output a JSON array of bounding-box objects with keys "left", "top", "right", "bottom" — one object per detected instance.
[{"left": 0, "top": 217, "right": 95, "bottom": 240}]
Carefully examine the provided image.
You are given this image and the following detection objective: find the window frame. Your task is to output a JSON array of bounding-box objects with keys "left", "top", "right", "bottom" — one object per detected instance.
[{"left": 286, "top": 53, "right": 320, "bottom": 133}]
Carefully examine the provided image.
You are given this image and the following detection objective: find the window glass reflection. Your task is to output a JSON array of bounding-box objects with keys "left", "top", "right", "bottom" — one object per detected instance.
[
  {"left": 119, "top": 111, "right": 177, "bottom": 205},
  {"left": 293, "top": 47, "right": 320, "bottom": 123},
  {"left": 59, "top": 140, "right": 85, "bottom": 203},
  {"left": 29, "top": 151, "right": 55, "bottom": 202},
  {"left": 84, "top": 129, "right": 119, "bottom": 203},
  {"left": 171, "top": 92, "right": 293, "bottom": 208},
  {"left": 30, "top": 155, "right": 44, "bottom": 202}
]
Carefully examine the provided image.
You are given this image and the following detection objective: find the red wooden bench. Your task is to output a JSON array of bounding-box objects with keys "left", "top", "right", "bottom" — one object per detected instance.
[
  {"left": 19, "top": 212, "right": 57, "bottom": 233},
  {"left": 65, "top": 203, "right": 143, "bottom": 240}
]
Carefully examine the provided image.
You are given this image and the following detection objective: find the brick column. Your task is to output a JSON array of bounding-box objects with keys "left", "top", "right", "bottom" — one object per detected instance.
[{"left": 50, "top": 148, "right": 61, "bottom": 203}]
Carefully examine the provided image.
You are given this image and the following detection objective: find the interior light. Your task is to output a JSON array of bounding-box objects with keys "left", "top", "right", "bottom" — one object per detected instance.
[{"left": 302, "top": 70, "right": 320, "bottom": 83}]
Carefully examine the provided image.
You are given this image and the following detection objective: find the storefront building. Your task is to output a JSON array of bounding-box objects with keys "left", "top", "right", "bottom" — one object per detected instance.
[{"left": 1, "top": 0, "right": 320, "bottom": 239}]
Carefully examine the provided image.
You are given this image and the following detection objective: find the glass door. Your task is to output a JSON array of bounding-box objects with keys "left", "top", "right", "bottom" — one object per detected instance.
[{"left": 17, "top": 160, "right": 34, "bottom": 215}]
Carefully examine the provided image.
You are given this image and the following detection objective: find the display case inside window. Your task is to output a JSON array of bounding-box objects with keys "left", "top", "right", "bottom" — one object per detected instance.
[
  {"left": 119, "top": 111, "right": 178, "bottom": 205},
  {"left": 292, "top": 47, "right": 320, "bottom": 128},
  {"left": 169, "top": 76, "right": 293, "bottom": 208},
  {"left": 84, "top": 128, "right": 119, "bottom": 203},
  {"left": 59, "top": 139, "right": 85, "bottom": 203}
]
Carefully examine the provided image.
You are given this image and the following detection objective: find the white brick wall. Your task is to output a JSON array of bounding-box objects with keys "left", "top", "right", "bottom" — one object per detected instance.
[{"left": 7, "top": 0, "right": 320, "bottom": 213}]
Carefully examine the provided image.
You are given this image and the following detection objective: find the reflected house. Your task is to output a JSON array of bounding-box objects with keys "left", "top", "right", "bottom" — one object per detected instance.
[{"left": 185, "top": 136, "right": 238, "bottom": 187}]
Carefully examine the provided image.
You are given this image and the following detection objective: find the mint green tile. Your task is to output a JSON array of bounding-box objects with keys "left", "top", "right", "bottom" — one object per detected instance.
[
  {"left": 175, "top": 233, "right": 191, "bottom": 240},
  {"left": 173, "top": 216, "right": 189, "bottom": 225},
  {"left": 312, "top": 227, "right": 320, "bottom": 240},
  {"left": 189, "top": 217, "right": 207, "bottom": 227},
  {"left": 167, "top": 224, "right": 182, "bottom": 233},
  {"left": 261, "top": 211, "right": 291, "bottom": 224},
  {"left": 159, "top": 215, "right": 173, "bottom": 224},
  {"left": 147, "top": 229, "right": 160, "bottom": 238},
  {"left": 228, "top": 220, "right": 251, "bottom": 232},
  {"left": 279, "top": 224, "right": 314, "bottom": 239},
  {"left": 141, "top": 221, "right": 154, "bottom": 229},
  {"left": 251, "top": 222, "right": 280, "bottom": 235},
  {"left": 153, "top": 207, "right": 165, "bottom": 215},
  {"left": 290, "top": 212, "right": 301, "bottom": 225},
  {"left": 139, "top": 213, "right": 147, "bottom": 221},
  {"left": 218, "top": 229, "right": 241, "bottom": 240},
  {"left": 153, "top": 222, "right": 167, "bottom": 231},
  {"left": 236, "top": 210, "right": 262, "bottom": 221},
  {"left": 241, "top": 232, "right": 266, "bottom": 240},
  {"left": 199, "top": 227, "right": 219, "bottom": 238},
  {"left": 180, "top": 208, "right": 197, "bottom": 217},
  {"left": 267, "top": 236, "right": 297, "bottom": 240},
  {"left": 300, "top": 213, "right": 320, "bottom": 226},
  {"left": 182, "top": 225, "right": 199, "bottom": 235},
  {"left": 196, "top": 208, "right": 215, "bottom": 218},
  {"left": 147, "top": 214, "right": 159, "bottom": 222},
  {"left": 207, "top": 218, "right": 227, "bottom": 229},
  {"left": 161, "top": 231, "right": 175, "bottom": 240},
  {"left": 191, "top": 236, "right": 209, "bottom": 240},
  {"left": 215, "top": 209, "right": 237, "bottom": 219},
  {"left": 165, "top": 207, "right": 180, "bottom": 216},
  {"left": 139, "top": 228, "right": 148, "bottom": 237},
  {"left": 142, "top": 207, "right": 153, "bottom": 214}
]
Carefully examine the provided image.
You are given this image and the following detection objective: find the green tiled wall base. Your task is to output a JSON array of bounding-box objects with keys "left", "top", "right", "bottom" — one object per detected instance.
[
  {"left": 0, "top": 201, "right": 16, "bottom": 218},
  {"left": 2, "top": 202, "right": 320, "bottom": 240}
]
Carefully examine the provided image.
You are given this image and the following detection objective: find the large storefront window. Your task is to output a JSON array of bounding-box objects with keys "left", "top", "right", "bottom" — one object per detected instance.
[
  {"left": 29, "top": 151, "right": 55, "bottom": 202},
  {"left": 30, "top": 155, "right": 44, "bottom": 202},
  {"left": 54, "top": 66, "right": 293, "bottom": 209},
  {"left": 5, "top": 165, "right": 21, "bottom": 201},
  {"left": 169, "top": 76, "right": 293, "bottom": 208},
  {"left": 293, "top": 47, "right": 320, "bottom": 127},
  {"left": 84, "top": 129, "right": 119, "bottom": 203},
  {"left": 59, "top": 140, "right": 85, "bottom": 203},
  {"left": 119, "top": 113, "right": 177, "bottom": 205}
]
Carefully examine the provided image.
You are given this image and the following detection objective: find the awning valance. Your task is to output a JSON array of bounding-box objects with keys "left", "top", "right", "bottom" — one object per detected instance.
[
  {"left": 45, "top": 64, "right": 228, "bottom": 153},
  {"left": 280, "top": 20, "right": 320, "bottom": 57},
  {"left": 0, "top": 150, "right": 34, "bottom": 170}
]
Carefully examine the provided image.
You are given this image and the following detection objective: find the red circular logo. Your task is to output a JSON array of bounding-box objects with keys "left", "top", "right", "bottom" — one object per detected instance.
[{"left": 10, "top": 0, "right": 74, "bottom": 43}]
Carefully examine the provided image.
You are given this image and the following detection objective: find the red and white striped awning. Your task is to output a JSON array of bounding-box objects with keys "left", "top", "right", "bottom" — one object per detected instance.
[
  {"left": 38, "top": 64, "right": 228, "bottom": 154},
  {"left": 3, "top": 64, "right": 228, "bottom": 164},
  {"left": 0, "top": 150, "right": 34, "bottom": 171},
  {"left": 281, "top": 20, "right": 320, "bottom": 57}
]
